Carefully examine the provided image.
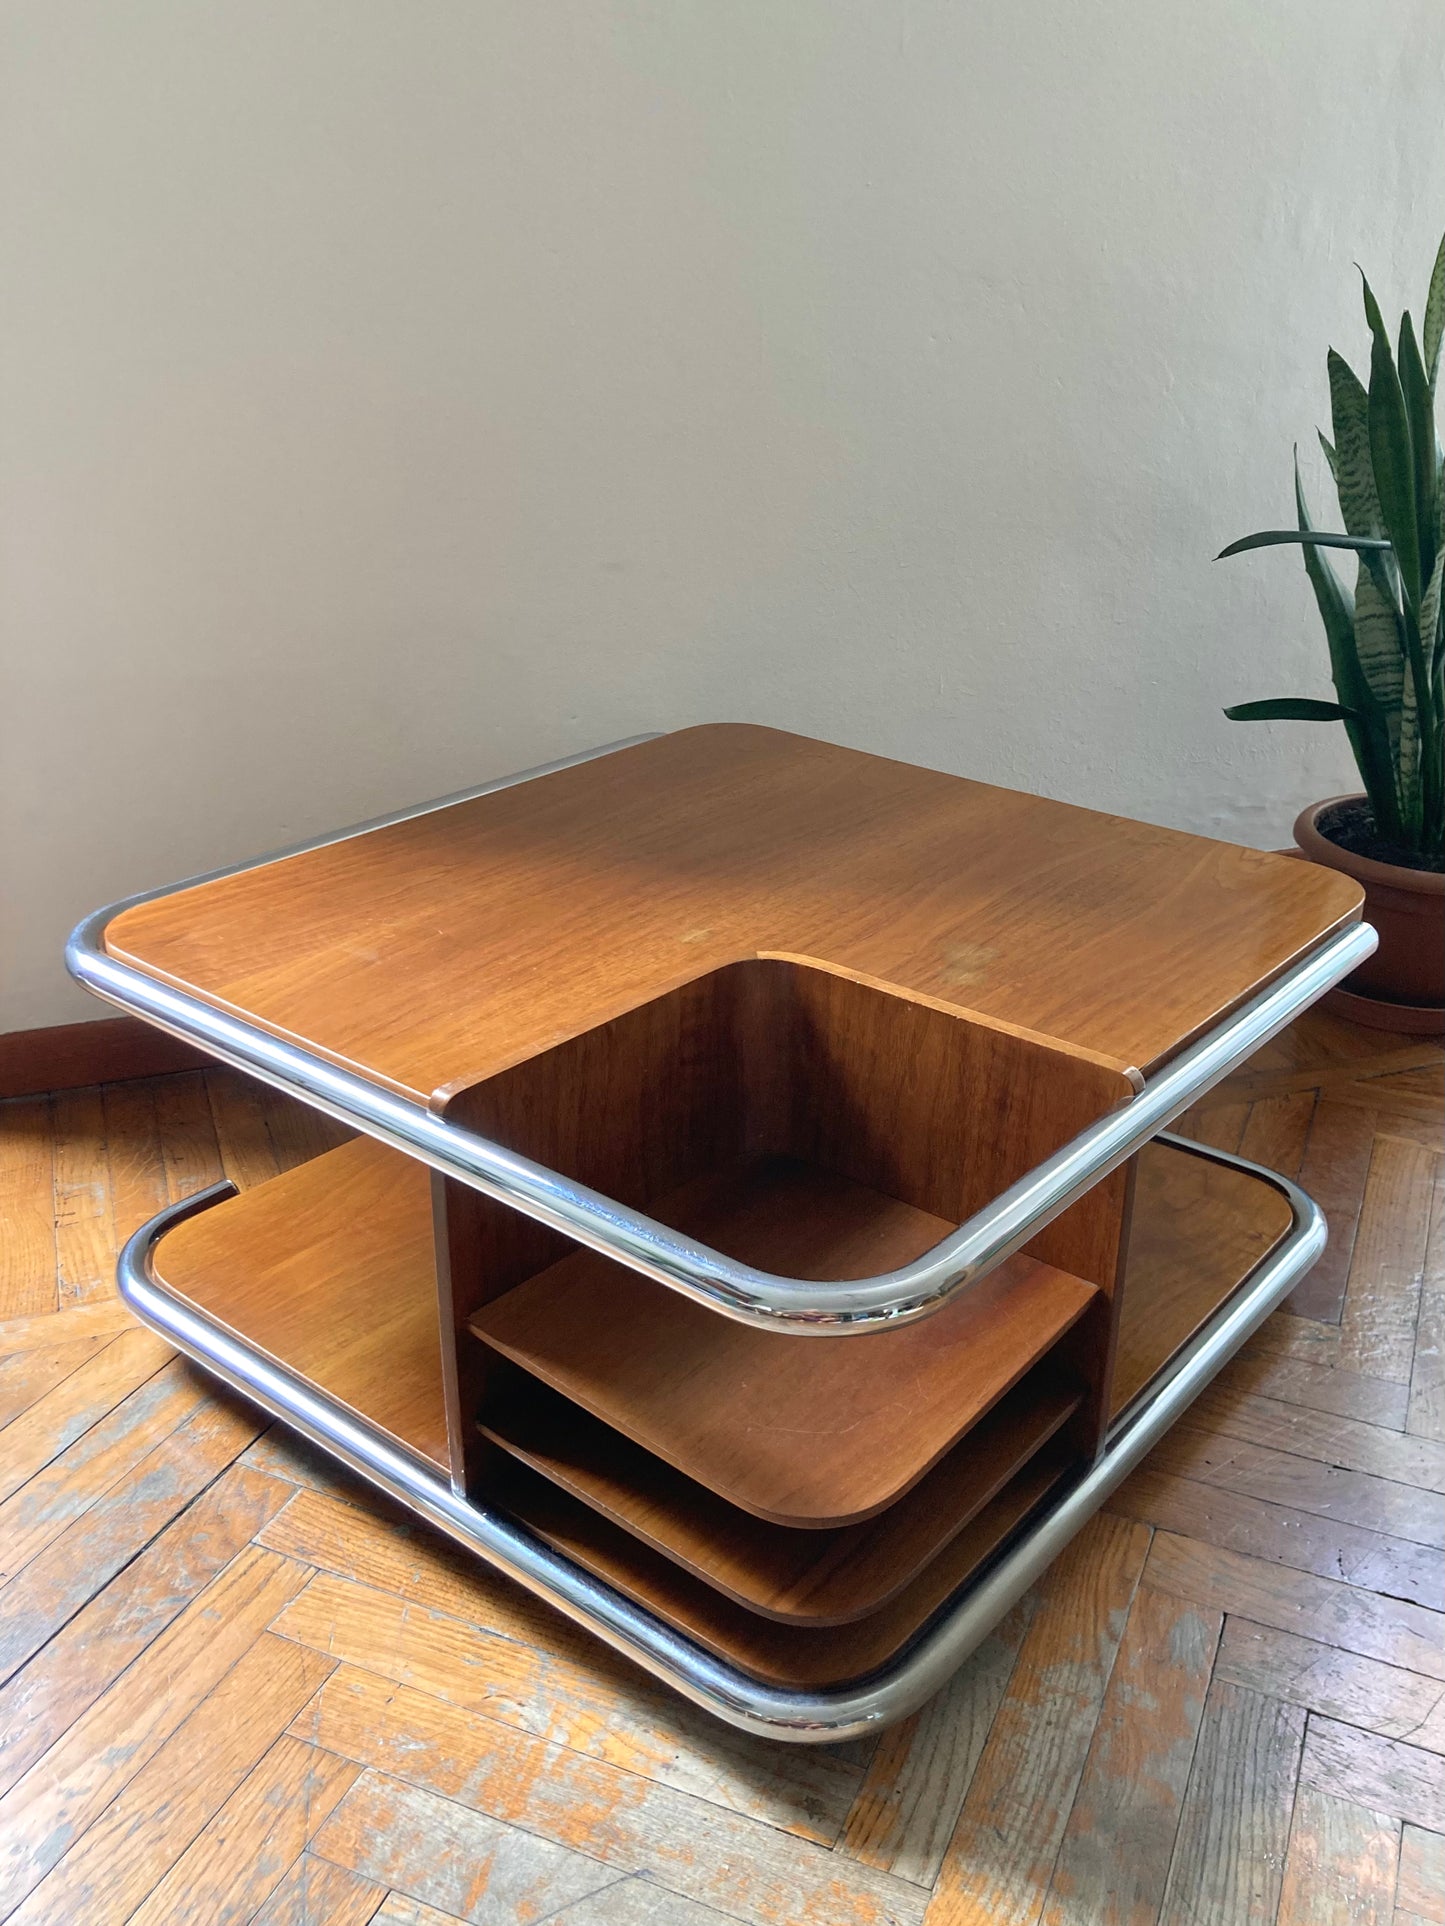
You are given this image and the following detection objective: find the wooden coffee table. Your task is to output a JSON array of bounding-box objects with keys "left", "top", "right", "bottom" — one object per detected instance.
[{"left": 68, "top": 726, "right": 1373, "bottom": 1740}]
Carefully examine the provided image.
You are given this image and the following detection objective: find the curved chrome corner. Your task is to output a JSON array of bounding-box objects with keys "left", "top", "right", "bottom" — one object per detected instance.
[
  {"left": 119, "top": 1135, "right": 1323, "bottom": 1743},
  {"left": 70, "top": 731, "right": 1376, "bottom": 1334}
]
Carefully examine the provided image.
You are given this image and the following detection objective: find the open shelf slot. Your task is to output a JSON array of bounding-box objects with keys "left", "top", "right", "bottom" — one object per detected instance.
[
  {"left": 1110, "top": 1140, "right": 1295, "bottom": 1420},
  {"left": 439, "top": 954, "right": 1136, "bottom": 1491},
  {"left": 150, "top": 1134, "right": 451, "bottom": 1474},
  {"left": 488, "top": 1442, "right": 1075, "bottom": 1687},
  {"left": 480, "top": 1358, "right": 1081, "bottom": 1623},
  {"left": 469, "top": 1151, "right": 1097, "bottom": 1525}
]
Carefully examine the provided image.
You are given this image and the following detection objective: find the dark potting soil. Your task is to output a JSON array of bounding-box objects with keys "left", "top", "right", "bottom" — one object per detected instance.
[{"left": 1317, "top": 798, "right": 1445, "bottom": 875}]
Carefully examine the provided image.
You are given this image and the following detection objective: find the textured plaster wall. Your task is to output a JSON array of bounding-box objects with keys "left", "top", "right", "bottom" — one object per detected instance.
[{"left": 3, "top": 0, "right": 1442, "bottom": 1026}]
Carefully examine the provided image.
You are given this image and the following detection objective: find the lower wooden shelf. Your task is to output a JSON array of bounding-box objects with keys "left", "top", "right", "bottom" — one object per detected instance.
[
  {"left": 481, "top": 1362, "right": 1081, "bottom": 1624},
  {"left": 1110, "top": 1140, "right": 1295, "bottom": 1418},
  {"left": 144, "top": 1124, "right": 1300, "bottom": 1686},
  {"left": 486, "top": 1442, "right": 1075, "bottom": 1687},
  {"left": 470, "top": 1151, "right": 1099, "bottom": 1526},
  {"left": 151, "top": 1133, "right": 451, "bottom": 1474}
]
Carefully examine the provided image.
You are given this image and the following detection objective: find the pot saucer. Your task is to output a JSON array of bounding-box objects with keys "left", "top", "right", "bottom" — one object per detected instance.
[{"left": 1320, "top": 983, "right": 1445, "bottom": 1037}]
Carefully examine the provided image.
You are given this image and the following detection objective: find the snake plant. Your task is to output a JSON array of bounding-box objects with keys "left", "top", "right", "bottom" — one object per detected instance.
[{"left": 1219, "top": 233, "right": 1445, "bottom": 862}]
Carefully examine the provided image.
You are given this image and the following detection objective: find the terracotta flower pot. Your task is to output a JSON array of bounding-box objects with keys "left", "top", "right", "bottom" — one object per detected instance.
[{"left": 1293, "top": 796, "right": 1444, "bottom": 1012}]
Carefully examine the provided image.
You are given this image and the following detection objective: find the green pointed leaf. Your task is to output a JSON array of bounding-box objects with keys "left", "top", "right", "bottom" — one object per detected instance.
[
  {"left": 1423, "top": 548, "right": 1445, "bottom": 642},
  {"left": 1326, "top": 349, "right": 1384, "bottom": 538},
  {"left": 1216, "top": 529, "right": 1391, "bottom": 559},
  {"left": 1224, "top": 698, "right": 1361, "bottom": 721},
  {"left": 1398, "top": 629, "right": 1421, "bottom": 834},
  {"left": 1399, "top": 312, "right": 1439, "bottom": 579},
  {"left": 1352, "top": 561, "right": 1406, "bottom": 731},
  {"left": 1294, "top": 460, "right": 1403, "bottom": 838},
  {"left": 1363, "top": 272, "right": 1422, "bottom": 604},
  {"left": 1292, "top": 465, "right": 1357, "bottom": 660},
  {"left": 1409, "top": 550, "right": 1445, "bottom": 837},
  {"left": 1425, "top": 230, "right": 1445, "bottom": 391}
]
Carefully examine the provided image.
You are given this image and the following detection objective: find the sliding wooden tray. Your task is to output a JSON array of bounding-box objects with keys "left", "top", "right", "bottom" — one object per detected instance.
[
  {"left": 487, "top": 1443, "right": 1075, "bottom": 1687},
  {"left": 469, "top": 1152, "right": 1098, "bottom": 1524},
  {"left": 480, "top": 1362, "right": 1082, "bottom": 1623}
]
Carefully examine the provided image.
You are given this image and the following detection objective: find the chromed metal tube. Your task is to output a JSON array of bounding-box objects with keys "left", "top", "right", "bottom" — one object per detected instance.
[
  {"left": 68, "top": 737, "right": 1376, "bottom": 1332},
  {"left": 118, "top": 1134, "right": 1324, "bottom": 1741}
]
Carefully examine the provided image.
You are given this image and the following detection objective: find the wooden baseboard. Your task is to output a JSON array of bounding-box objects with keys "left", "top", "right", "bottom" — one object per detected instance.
[{"left": 0, "top": 1016, "right": 209, "bottom": 1099}]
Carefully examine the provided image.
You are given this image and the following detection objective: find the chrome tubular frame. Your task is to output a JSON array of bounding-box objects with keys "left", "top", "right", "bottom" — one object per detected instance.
[
  {"left": 67, "top": 738, "right": 1376, "bottom": 1333},
  {"left": 119, "top": 1135, "right": 1324, "bottom": 1742}
]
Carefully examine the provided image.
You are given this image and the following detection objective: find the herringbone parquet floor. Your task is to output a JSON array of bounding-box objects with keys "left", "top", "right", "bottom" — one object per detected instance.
[{"left": 0, "top": 1007, "right": 1440, "bottom": 1924}]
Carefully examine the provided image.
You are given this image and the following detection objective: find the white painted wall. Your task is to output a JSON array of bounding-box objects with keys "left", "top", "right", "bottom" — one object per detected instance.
[{"left": 3, "top": 0, "right": 1442, "bottom": 1030}]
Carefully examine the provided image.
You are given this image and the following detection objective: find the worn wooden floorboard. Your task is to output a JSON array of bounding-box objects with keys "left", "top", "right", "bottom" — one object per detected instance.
[
  {"left": 1396, "top": 1824, "right": 1445, "bottom": 1922},
  {"left": 8, "top": 1634, "right": 336, "bottom": 1926},
  {"left": 1252, "top": 1310, "right": 1342, "bottom": 1367},
  {"left": 0, "top": 1296, "right": 141, "bottom": 1351},
  {"left": 1337, "top": 1135, "right": 1437, "bottom": 1383},
  {"left": 1275, "top": 1785, "right": 1398, "bottom": 1926},
  {"left": 0, "top": 1545, "right": 315, "bottom": 1917},
  {"left": 839, "top": 1600, "right": 1034, "bottom": 1886},
  {"left": 1039, "top": 1584, "right": 1219, "bottom": 1926},
  {"left": 1210, "top": 1344, "right": 1411, "bottom": 1427},
  {"left": 247, "top": 1852, "right": 387, "bottom": 1926},
  {"left": 1124, "top": 1422, "right": 1445, "bottom": 1550},
  {"left": 50, "top": 1084, "right": 117, "bottom": 1309},
  {"left": 1108, "top": 1464, "right": 1445, "bottom": 1608},
  {"left": 0, "top": 1357, "right": 222, "bottom": 1585},
  {"left": 0, "top": 1325, "right": 175, "bottom": 1508},
  {"left": 1210, "top": 1621, "right": 1445, "bottom": 1768},
  {"left": 1286, "top": 1098, "right": 1379, "bottom": 1321},
  {"left": 101, "top": 1078, "right": 171, "bottom": 1253},
  {"left": 0, "top": 1331, "right": 112, "bottom": 1431},
  {"left": 0, "top": 1097, "right": 58, "bottom": 1321},
  {"left": 921, "top": 1514, "right": 1151, "bottom": 1924},
  {"left": 1156, "top": 1679, "right": 1305, "bottom": 1926},
  {"left": 271, "top": 1566, "right": 862, "bottom": 1838},
  {"left": 1143, "top": 1530, "right": 1445, "bottom": 1681},
  {"left": 298, "top": 1669, "right": 923, "bottom": 1926},
  {"left": 1409, "top": 1170, "right": 1445, "bottom": 1444},
  {"left": 0, "top": 1389, "right": 265, "bottom": 1680},
  {"left": 1183, "top": 1385, "right": 1445, "bottom": 1494},
  {"left": 0, "top": 1008, "right": 1437, "bottom": 1921},
  {"left": 1299, "top": 1718, "right": 1445, "bottom": 1833}
]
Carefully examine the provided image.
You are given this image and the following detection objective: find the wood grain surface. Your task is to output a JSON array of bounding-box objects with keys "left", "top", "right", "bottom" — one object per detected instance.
[
  {"left": 487, "top": 1444, "right": 1072, "bottom": 1687},
  {"left": 1111, "top": 1140, "right": 1296, "bottom": 1417},
  {"left": 102, "top": 725, "right": 1361, "bottom": 1102},
  {"left": 479, "top": 1364, "right": 1080, "bottom": 1622},
  {"left": 926, "top": 1512, "right": 1153, "bottom": 1926},
  {"left": 151, "top": 1134, "right": 448, "bottom": 1472}
]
